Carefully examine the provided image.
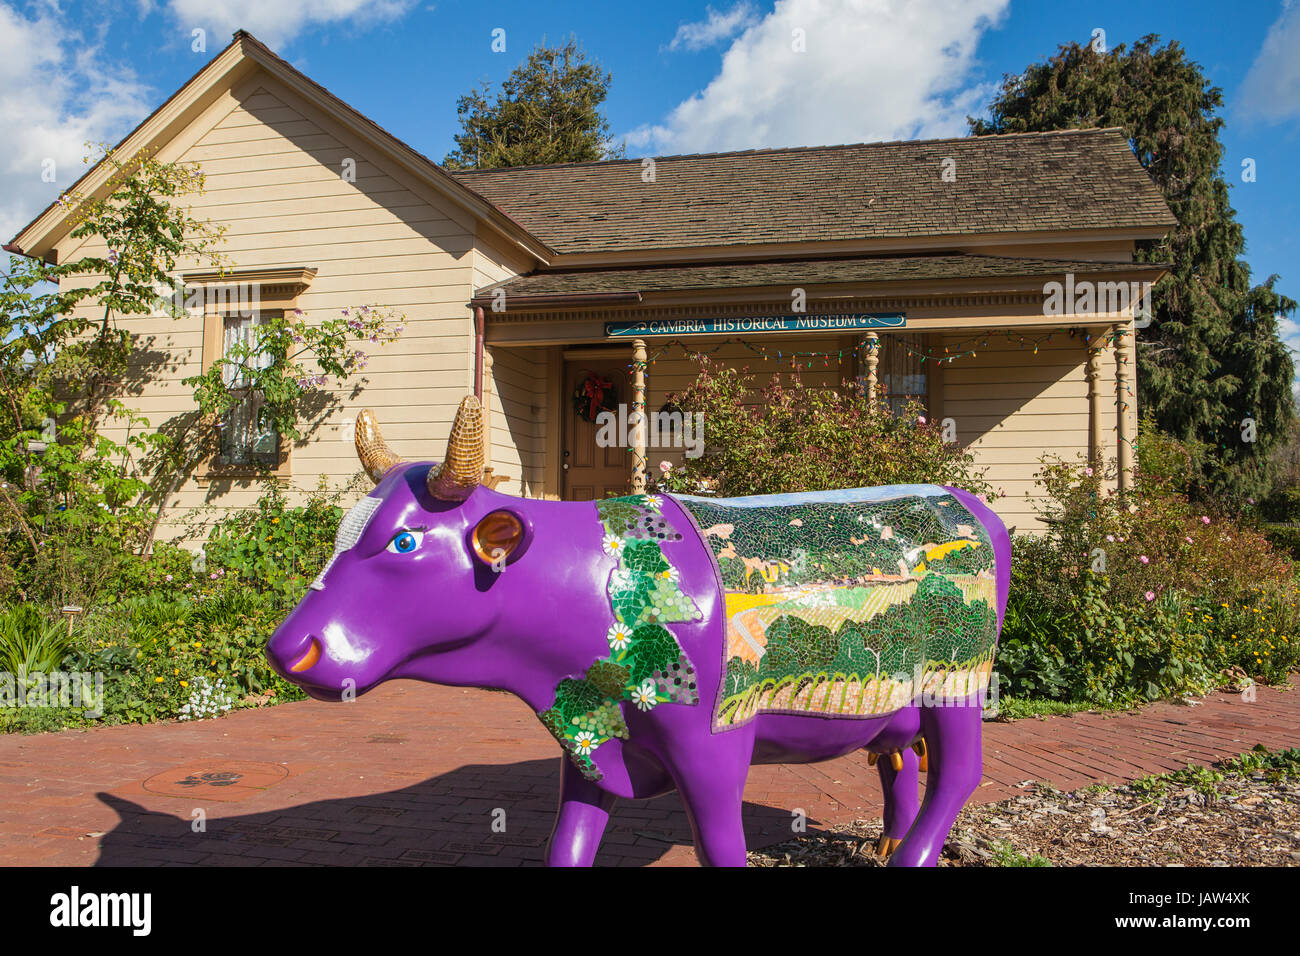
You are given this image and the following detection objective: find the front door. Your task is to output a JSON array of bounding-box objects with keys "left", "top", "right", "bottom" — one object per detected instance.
[{"left": 563, "top": 360, "right": 629, "bottom": 500}]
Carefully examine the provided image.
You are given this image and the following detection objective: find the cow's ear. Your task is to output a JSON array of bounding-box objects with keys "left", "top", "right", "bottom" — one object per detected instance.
[{"left": 470, "top": 509, "right": 529, "bottom": 566}]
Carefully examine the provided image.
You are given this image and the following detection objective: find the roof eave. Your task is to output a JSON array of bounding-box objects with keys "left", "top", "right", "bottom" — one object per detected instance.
[{"left": 482, "top": 262, "right": 1173, "bottom": 310}]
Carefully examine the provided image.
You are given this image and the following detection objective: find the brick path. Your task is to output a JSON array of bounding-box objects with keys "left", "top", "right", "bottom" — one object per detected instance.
[{"left": 2, "top": 679, "right": 1297, "bottom": 866}]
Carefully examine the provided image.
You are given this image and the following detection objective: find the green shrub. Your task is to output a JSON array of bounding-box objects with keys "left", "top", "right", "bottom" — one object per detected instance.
[
  {"left": 59, "top": 587, "right": 304, "bottom": 727},
  {"left": 0, "top": 604, "right": 75, "bottom": 683},
  {"left": 1000, "top": 450, "right": 1297, "bottom": 705},
  {"left": 657, "top": 358, "right": 993, "bottom": 499},
  {"left": 203, "top": 482, "right": 343, "bottom": 602}
]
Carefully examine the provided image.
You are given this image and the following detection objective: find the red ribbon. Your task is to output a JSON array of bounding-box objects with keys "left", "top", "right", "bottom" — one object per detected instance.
[{"left": 581, "top": 374, "right": 612, "bottom": 420}]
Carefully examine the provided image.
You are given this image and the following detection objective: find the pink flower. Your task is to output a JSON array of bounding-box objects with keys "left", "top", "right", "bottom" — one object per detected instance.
[
  {"left": 917, "top": 415, "right": 927, "bottom": 425},
  {"left": 1201, "top": 516, "right": 1211, "bottom": 524},
  {"left": 1185, "top": 536, "right": 1193, "bottom": 544},
  {"left": 164, "top": 574, "right": 173, "bottom": 581},
  {"left": 210, "top": 572, "right": 219, "bottom": 579},
  {"left": 1247, "top": 498, "right": 1255, "bottom": 505},
  {"left": 659, "top": 461, "right": 672, "bottom": 473},
  {"left": 1145, "top": 591, "right": 1156, "bottom": 602},
  {"left": 1106, "top": 535, "right": 1114, "bottom": 543},
  {"left": 1139, "top": 555, "right": 1149, "bottom": 565},
  {"left": 1084, "top": 467, "right": 1094, "bottom": 477}
]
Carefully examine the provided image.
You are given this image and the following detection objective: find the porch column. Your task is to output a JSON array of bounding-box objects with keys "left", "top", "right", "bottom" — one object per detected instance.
[
  {"left": 1115, "top": 322, "right": 1135, "bottom": 493},
  {"left": 861, "top": 332, "right": 880, "bottom": 409},
  {"left": 1086, "top": 336, "right": 1104, "bottom": 467},
  {"left": 630, "top": 338, "right": 648, "bottom": 494}
]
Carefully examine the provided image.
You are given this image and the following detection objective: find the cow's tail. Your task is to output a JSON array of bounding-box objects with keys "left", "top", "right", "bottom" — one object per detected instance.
[{"left": 942, "top": 486, "right": 1011, "bottom": 636}]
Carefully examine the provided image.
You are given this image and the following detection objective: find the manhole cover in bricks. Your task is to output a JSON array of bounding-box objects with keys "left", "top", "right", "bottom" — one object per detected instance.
[{"left": 142, "top": 761, "right": 289, "bottom": 802}]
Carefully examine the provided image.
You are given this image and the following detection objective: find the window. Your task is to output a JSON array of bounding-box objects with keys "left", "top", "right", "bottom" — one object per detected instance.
[
  {"left": 878, "top": 333, "right": 928, "bottom": 416},
  {"left": 216, "top": 311, "right": 280, "bottom": 467}
]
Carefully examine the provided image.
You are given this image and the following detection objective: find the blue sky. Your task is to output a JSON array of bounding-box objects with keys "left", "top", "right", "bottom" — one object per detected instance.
[{"left": 2, "top": 0, "right": 1297, "bottom": 368}]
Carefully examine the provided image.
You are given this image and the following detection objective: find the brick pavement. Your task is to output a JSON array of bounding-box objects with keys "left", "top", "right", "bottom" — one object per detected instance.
[{"left": 1, "top": 678, "right": 1296, "bottom": 866}]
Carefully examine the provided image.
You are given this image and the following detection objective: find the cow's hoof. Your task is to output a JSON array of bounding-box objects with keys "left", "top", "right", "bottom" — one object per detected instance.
[
  {"left": 867, "top": 751, "right": 879, "bottom": 766},
  {"left": 875, "top": 835, "right": 901, "bottom": 858},
  {"left": 889, "top": 751, "right": 904, "bottom": 772},
  {"left": 912, "top": 738, "right": 928, "bottom": 772}
]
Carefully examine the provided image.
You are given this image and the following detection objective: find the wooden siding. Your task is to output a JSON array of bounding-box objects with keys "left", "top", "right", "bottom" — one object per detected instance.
[
  {"left": 942, "top": 331, "right": 1124, "bottom": 531},
  {"left": 56, "top": 75, "right": 484, "bottom": 539}
]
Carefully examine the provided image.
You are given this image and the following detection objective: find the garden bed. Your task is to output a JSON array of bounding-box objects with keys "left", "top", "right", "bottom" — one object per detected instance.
[{"left": 748, "top": 747, "right": 1300, "bottom": 867}]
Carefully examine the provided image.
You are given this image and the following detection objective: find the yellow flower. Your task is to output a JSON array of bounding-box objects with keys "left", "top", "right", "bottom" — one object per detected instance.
[
  {"left": 173, "top": 668, "right": 179, "bottom": 675},
  {"left": 154, "top": 676, "right": 164, "bottom": 683},
  {"left": 180, "top": 680, "right": 188, "bottom": 688}
]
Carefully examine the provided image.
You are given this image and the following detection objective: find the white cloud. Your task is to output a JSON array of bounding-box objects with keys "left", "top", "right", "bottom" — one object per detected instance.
[
  {"left": 626, "top": 0, "right": 1009, "bottom": 156},
  {"left": 667, "top": 3, "right": 760, "bottom": 52},
  {"left": 165, "top": 0, "right": 416, "bottom": 50},
  {"left": 1238, "top": 0, "right": 1300, "bottom": 124},
  {"left": 0, "top": 4, "right": 152, "bottom": 245}
]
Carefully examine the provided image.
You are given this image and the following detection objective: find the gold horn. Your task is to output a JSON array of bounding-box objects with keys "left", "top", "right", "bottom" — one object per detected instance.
[
  {"left": 355, "top": 409, "right": 402, "bottom": 484},
  {"left": 428, "top": 395, "right": 484, "bottom": 501}
]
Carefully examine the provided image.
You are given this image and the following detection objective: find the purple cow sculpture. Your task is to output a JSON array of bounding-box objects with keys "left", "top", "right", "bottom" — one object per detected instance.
[{"left": 268, "top": 395, "right": 1010, "bottom": 867}]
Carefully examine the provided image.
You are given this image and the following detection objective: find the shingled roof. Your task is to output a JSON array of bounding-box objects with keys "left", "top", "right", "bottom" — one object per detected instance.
[
  {"left": 453, "top": 128, "right": 1175, "bottom": 256},
  {"left": 473, "top": 254, "right": 1169, "bottom": 303}
]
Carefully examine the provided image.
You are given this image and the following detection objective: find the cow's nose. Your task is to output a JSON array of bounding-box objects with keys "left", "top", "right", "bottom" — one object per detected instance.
[
  {"left": 286, "top": 637, "right": 322, "bottom": 673},
  {"left": 269, "top": 630, "right": 321, "bottom": 676}
]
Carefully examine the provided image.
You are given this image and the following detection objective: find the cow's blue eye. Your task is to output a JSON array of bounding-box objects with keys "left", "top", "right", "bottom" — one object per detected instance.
[{"left": 387, "top": 530, "right": 423, "bottom": 554}]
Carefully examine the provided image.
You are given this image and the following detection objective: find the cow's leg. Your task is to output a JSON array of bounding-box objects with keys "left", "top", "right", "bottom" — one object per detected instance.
[
  {"left": 876, "top": 745, "right": 920, "bottom": 855},
  {"left": 546, "top": 757, "right": 618, "bottom": 867},
  {"left": 887, "top": 696, "right": 983, "bottom": 868},
  {"left": 668, "top": 750, "right": 750, "bottom": 867}
]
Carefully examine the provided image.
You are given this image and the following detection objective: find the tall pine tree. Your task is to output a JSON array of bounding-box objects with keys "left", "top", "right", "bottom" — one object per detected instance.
[
  {"left": 970, "top": 35, "right": 1295, "bottom": 502},
  {"left": 443, "top": 38, "right": 624, "bottom": 170}
]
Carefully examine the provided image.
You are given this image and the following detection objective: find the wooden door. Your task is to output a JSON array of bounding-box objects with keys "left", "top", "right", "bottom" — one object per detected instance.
[{"left": 563, "top": 361, "right": 629, "bottom": 501}]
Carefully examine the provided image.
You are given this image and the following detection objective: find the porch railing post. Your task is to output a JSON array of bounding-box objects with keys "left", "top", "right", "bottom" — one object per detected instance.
[
  {"left": 1086, "top": 335, "right": 1104, "bottom": 467},
  {"left": 1115, "top": 322, "right": 1135, "bottom": 494},
  {"left": 862, "top": 332, "right": 880, "bottom": 409},
  {"left": 631, "top": 338, "right": 648, "bottom": 494}
]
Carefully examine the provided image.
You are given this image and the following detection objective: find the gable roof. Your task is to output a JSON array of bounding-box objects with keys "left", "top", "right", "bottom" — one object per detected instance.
[
  {"left": 452, "top": 128, "right": 1177, "bottom": 256},
  {"left": 8, "top": 32, "right": 1176, "bottom": 271},
  {"left": 6, "top": 31, "right": 554, "bottom": 263}
]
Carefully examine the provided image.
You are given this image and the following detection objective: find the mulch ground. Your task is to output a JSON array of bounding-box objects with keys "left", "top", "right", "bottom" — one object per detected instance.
[{"left": 749, "top": 760, "right": 1300, "bottom": 866}]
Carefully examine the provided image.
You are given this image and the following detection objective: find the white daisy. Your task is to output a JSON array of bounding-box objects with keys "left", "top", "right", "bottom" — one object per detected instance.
[
  {"left": 644, "top": 495, "right": 662, "bottom": 510},
  {"left": 606, "top": 622, "right": 633, "bottom": 651},
  {"left": 630, "top": 680, "right": 659, "bottom": 711},
  {"left": 573, "top": 731, "right": 598, "bottom": 754},
  {"left": 602, "top": 534, "right": 625, "bottom": 556}
]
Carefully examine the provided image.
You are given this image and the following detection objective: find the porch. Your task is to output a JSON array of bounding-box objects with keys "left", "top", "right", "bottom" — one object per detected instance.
[{"left": 472, "top": 254, "right": 1158, "bottom": 530}]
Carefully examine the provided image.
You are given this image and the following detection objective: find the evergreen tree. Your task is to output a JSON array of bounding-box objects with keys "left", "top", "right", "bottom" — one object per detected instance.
[
  {"left": 970, "top": 35, "right": 1295, "bottom": 501},
  {"left": 443, "top": 37, "right": 624, "bottom": 170}
]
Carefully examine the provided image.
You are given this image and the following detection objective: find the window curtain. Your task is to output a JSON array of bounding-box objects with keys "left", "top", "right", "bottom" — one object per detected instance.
[
  {"left": 220, "top": 314, "right": 277, "bottom": 465},
  {"left": 878, "top": 333, "right": 928, "bottom": 416}
]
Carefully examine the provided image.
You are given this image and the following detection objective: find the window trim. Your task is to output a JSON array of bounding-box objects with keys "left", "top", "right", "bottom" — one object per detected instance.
[{"left": 191, "top": 268, "right": 314, "bottom": 484}]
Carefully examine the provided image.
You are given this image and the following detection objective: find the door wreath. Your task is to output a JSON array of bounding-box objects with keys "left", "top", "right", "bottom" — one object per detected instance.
[{"left": 574, "top": 373, "right": 617, "bottom": 423}]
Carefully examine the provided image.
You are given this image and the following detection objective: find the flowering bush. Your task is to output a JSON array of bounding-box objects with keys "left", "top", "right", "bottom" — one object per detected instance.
[
  {"left": 202, "top": 479, "right": 354, "bottom": 602},
  {"left": 185, "top": 305, "right": 404, "bottom": 443},
  {"left": 656, "top": 358, "right": 993, "bottom": 499},
  {"left": 1000, "top": 449, "right": 1298, "bottom": 704},
  {"left": 177, "top": 675, "right": 234, "bottom": 720}
]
